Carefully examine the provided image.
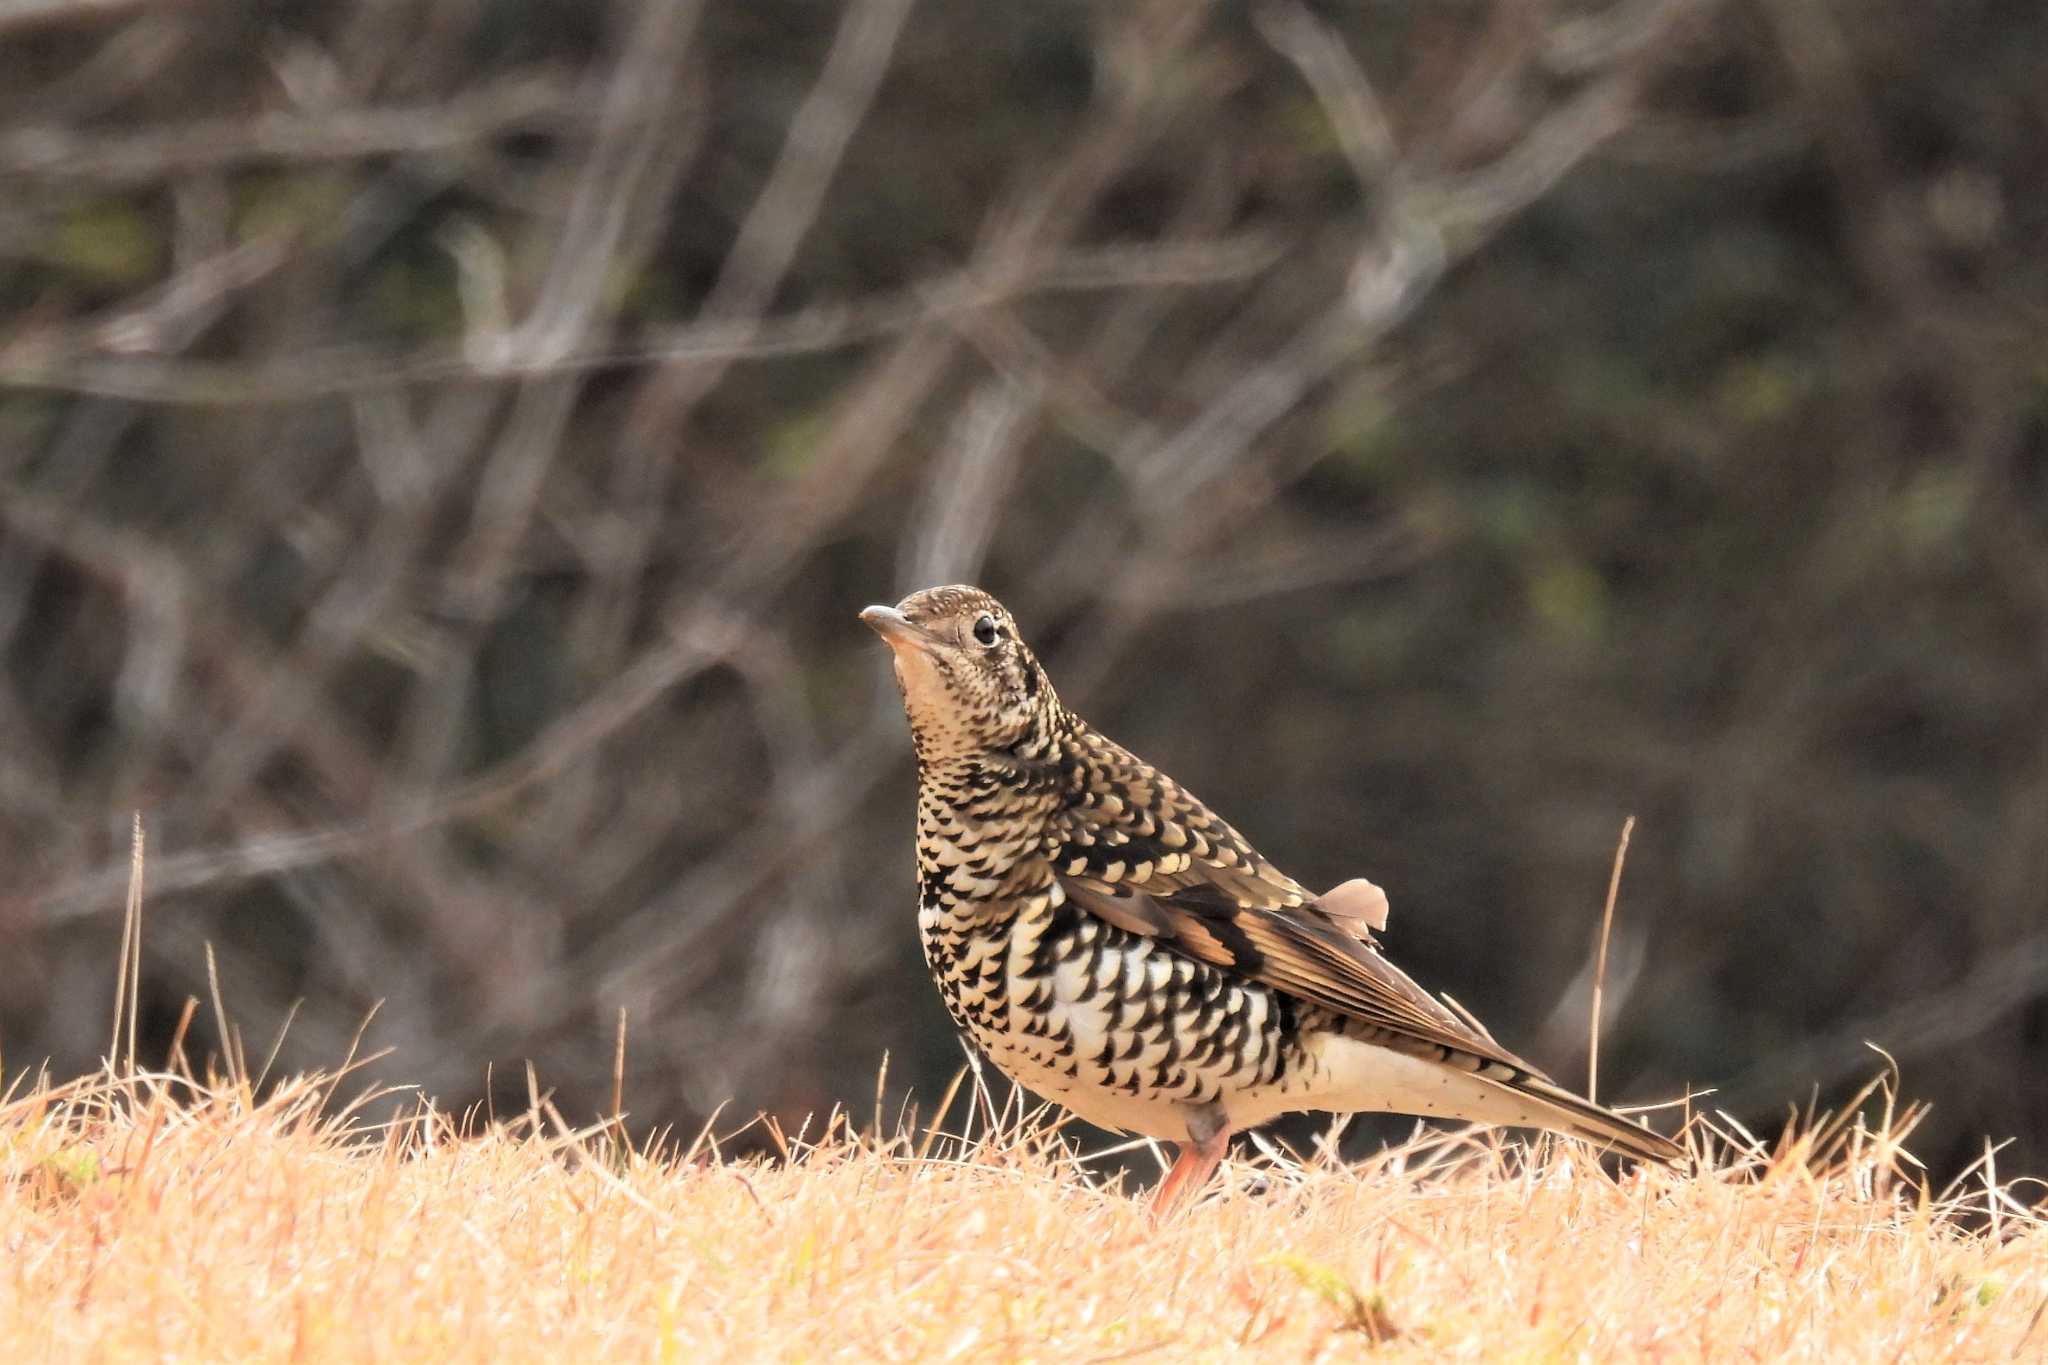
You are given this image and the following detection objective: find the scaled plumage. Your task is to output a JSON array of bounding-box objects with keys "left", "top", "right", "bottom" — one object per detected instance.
[{"left": 862, "top": 585, "right": 1683, "bottom": 1208}]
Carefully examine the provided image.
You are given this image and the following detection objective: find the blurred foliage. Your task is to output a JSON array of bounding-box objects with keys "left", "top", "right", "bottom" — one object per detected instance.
[{"left": 1, "top": 0, "right": 2045, "bottom": 1185}]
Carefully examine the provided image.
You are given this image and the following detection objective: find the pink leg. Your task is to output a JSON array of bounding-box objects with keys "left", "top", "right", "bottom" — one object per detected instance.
[{"left": 1151, "top": 1120, "right": 1231, "bottom": 1216}]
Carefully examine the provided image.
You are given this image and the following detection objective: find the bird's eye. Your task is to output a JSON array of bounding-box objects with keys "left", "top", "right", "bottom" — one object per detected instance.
[{"left": 971, "top": 613, "right": 1000, "bottom": 647}]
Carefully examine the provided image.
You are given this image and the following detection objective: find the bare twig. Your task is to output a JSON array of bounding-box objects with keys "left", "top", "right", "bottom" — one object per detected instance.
[
  {"left": 1253, "top": 2, "right": 1400, "bottom": 187},
  {"left": 0, "top": 234, "right": 1281, "bottom": 403},
  {"left": 0, "top": 73, "right": 581, "bottom": 182},
  {"left": 504, "top": 2, "right": 709, "bottom": 366},
  {"left": 0, "top": 0, "right": 171, "bottom": 36},
  {"left": 694, "top": 0, "right": 916, "bottom": 331},
  {"left": 900, "top": 375, "right": 1041, "bottom": 589}
]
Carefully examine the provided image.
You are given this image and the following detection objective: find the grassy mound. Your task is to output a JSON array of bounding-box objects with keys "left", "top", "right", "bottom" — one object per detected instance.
[{"left": 3, "top": 1052, "right": 2040, "bottom": 1361}]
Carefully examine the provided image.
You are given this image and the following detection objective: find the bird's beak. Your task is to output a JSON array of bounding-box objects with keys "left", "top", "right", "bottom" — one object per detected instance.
[{"left": 860, "top": 605, "right": 938, "bottom": 654}]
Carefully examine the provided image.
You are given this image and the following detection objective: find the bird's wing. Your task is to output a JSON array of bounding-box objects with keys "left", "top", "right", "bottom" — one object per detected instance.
[{"left": 1051, "top": 730, "right": 1546, "bottom": 1077}]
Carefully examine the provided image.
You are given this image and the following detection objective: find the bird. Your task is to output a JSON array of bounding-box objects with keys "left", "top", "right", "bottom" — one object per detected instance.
[{"left": 861, "top": 584, "right": 1684, "bottom": 1210}]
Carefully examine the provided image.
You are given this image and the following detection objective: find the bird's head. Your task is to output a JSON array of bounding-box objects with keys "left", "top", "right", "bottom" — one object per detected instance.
[{"left": 861, "top": 585, "right": 1059, "bottom": 764}]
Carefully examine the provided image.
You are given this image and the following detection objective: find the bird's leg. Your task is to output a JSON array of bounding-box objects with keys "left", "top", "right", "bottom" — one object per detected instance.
[{"left": 1151, "top": 1105, "right": 1232, "bottom": 1216}]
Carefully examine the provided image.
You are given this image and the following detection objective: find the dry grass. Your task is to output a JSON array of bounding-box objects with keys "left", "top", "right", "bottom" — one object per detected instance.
[{"left": 1, "top": 1051, "right": 2042, "bottom": 1363}]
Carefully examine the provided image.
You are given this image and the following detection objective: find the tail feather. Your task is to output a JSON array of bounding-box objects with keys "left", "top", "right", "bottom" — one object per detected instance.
[
  {"left": 1301, "top": 1033, "right": 1687, "bottom": 1167},
  {"left": 1495, "top": 1070, "right": 1687, "bottom": 1167}
]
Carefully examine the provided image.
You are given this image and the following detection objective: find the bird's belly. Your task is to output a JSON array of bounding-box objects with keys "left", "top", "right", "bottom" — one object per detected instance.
[
  {"left": 930, "top": 906, "right": 1299, "bottom": 1141},
  {"left": 968, "top": 1028, "right": 1196, "bottom": 1140}
]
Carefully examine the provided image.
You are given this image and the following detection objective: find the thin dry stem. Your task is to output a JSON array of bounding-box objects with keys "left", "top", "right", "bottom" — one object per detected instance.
[
  {"left": 109, "top": 812, "right": 139, "bottom": 1071},
  {"left": 1589, "top": 813, "right": 1635, "bottom": 1104},
  {"left": 610, "top": 1006, "right": 628, "bottom": 1149}
]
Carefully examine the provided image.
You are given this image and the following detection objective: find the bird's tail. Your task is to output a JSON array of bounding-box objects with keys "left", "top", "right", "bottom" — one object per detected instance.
[
  {"left": 1310, "top": 1033, "right": 1688, "bottom": 1167},
  {"left": 1486, "top": 1069, "right": 1688, "bottom": 1168}
]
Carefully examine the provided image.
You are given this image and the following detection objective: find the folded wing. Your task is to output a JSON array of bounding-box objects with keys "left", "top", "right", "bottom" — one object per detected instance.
[{"left": 1051, "top": 729, "right": 1544, "bottom": 1077}]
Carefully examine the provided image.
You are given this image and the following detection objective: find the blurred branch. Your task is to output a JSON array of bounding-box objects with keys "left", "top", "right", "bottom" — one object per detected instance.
[
  {"left": 947, "top": 304, "right": 1153, "bottom": 464},
  {"left": 1146, "top": 512, "right": 1449, "bottom": 611},
  {"left": 900, "top": 375, "right": 1040, "bottom": 589},
  {"left": 1545, "top": 0, "right": 1703, "bottom": 74},
  {"left": 0, "top": 0, "right": 170, "bottom": 35},
  {"left": 0, "top": 72, "right": 581, "bottom": 182},
  {"left": 688, "top": 0, "right": 917, "bottom": 333},
  {"left": 572, "top": 713, "right": 903, "bottom": 1022},
  {"left": 22, "top": 604, "right": 752, "bottom": 924},
  {"left": 446, "top": 0, "right": 708, "bottom": 600},
  {"left": 84, "top": 235, "right": 295, "bottom": 355},
  {"left": 566, "top": 0, "right": 920, "bottom": 853},
  {"left": 180, "top": 396, "right": 450, "bottom": 816},
  {"left": 1024, "top": 0, "right": 1713, "bottom": 694},
  {"left": 502, "top": 0, "right": 708, "bottom": 367},
  {"left": 0, "top": 489, "right": 189, "bottom": 736},
  {"left": 1186, "top": 0, "right": 1701, "bottom": 485},
  {"left": 1422, "top": 73, "right": 1638, "bottom": 240},
  {"left": 1253, "top": 2, "right": 1400, "bottom": 188},
  {"left": 0, "top": 232, "right": 1281, "bottom": 402},
  {"left": 2, "top": 13, "right": 189, "bottom": 120}
]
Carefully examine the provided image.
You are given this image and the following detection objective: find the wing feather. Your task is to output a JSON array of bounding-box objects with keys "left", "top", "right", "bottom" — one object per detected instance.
[{"left": 1054, "top": 729, "right": 1545, "bottom": 1077}]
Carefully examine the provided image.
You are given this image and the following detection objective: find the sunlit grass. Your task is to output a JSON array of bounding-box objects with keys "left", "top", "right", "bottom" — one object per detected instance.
[{"left": 1, "top": 1044, "right": 2042, "bottom": 1362}]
